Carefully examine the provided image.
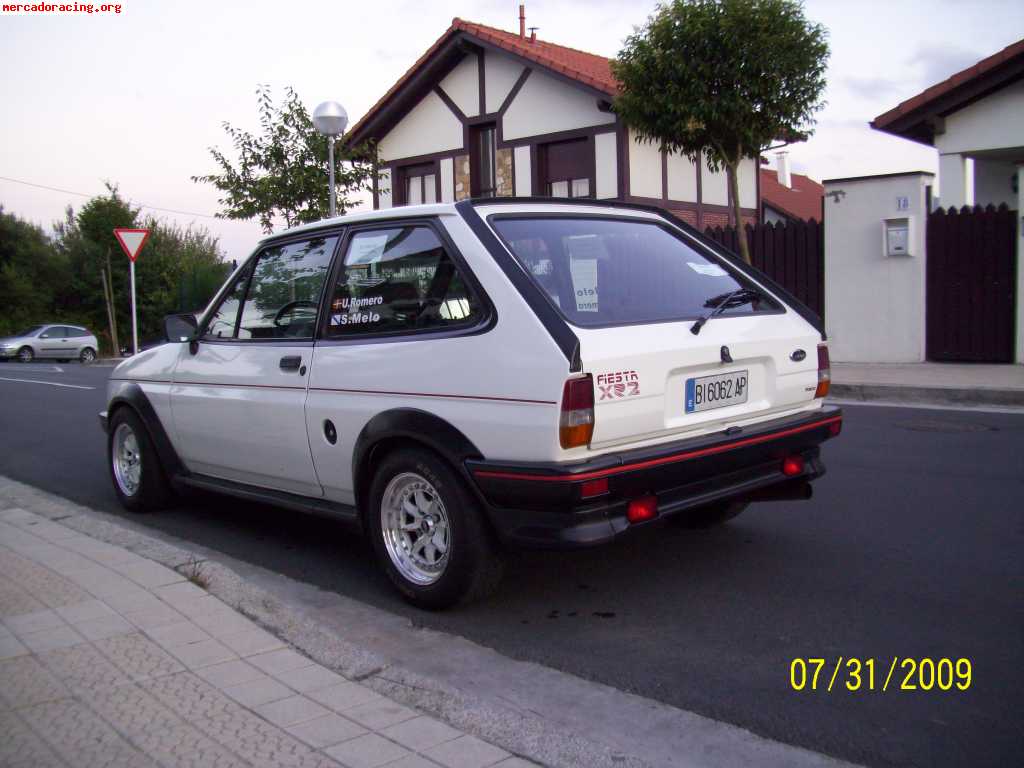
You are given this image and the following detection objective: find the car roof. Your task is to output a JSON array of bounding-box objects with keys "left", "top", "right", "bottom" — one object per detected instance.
[{"left": 259, "top": 198, "right": 664, "bottom": 243}]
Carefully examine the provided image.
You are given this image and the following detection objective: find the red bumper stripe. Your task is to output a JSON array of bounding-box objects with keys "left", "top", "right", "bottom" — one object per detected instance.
[{"left": 473, "top": 415, "right": 842, "bottom": 483}]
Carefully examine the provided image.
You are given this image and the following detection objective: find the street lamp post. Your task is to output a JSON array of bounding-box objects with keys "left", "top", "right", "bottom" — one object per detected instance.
[{"left": 313, "top": 101, "right": 349, "bottom": 218}]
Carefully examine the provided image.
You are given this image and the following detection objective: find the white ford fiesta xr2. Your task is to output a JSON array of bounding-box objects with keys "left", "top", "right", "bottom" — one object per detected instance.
[{"left": 101, "top": 199, "right": 841, "bottom": 609}]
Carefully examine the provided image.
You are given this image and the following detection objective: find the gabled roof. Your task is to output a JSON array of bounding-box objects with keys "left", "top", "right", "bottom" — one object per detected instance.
[
  {"left": 759, "top": 168, "right": 823, "bottom": 222},
  {"left": 346, "top": 18, "right": 616, "bottom": 146},
  {"left": 871, "top": 37, "right": 1024, "bottom": 145}
]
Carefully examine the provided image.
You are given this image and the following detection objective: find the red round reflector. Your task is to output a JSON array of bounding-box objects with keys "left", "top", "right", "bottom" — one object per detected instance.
[
  {"left": 627, "top": 495, "right": 658, "bottom": 524},
  {"left": 782, "top": 456, "right": 805, "bottom": 477}
]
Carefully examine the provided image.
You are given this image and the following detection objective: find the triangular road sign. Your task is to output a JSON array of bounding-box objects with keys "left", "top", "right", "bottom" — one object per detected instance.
[{"left": 113, "top": 228, "right": 151, "bottom": 262}]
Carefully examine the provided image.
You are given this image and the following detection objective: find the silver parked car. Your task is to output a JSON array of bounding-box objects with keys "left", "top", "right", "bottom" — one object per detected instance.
[{"left": 0, "top": 324, "right": 99, "bottom": 363}]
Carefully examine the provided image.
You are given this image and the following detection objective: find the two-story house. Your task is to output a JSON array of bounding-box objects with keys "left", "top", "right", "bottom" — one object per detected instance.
[{"left": 346, "top": 15, "right": 761, "bottom": 229}]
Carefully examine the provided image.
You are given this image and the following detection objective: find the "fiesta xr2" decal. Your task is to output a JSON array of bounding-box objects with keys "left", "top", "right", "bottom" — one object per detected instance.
[{"left": 596, "top": 370, "right": 640, "bottom": 400}]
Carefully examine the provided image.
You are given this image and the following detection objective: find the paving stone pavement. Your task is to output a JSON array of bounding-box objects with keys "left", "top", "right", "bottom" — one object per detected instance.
[{"left": 0, "top": 507, "right": 535, "bottom": 768}]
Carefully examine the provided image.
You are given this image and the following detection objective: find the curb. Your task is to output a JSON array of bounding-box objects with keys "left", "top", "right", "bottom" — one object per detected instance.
[{"left": 830, "top": 382, "right": 1024, "bottom": 408}]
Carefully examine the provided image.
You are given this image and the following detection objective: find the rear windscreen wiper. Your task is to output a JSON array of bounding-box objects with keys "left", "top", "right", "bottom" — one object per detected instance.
[{"left": 690, "top": 288, "right": 761, "bottom": 335}]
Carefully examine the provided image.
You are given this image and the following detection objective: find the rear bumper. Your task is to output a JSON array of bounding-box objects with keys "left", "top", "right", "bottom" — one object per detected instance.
[{"left": 466, "top": 406, "right": 842, "bottom": 548}]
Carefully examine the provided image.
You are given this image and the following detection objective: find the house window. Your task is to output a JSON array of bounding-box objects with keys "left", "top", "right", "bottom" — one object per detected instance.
[
  {"left": 470, "top": 124, "right": 497, "bottom": 198},
  {"left": 541, "top": 138, "right": 591, "bottom": 199},
  {"left": 401, "top": 163, "right": 436, "bottom": 205}
]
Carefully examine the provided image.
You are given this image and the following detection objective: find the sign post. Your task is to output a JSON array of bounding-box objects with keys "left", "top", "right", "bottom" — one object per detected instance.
[{"left": 113, "top": 228, "right": 151, "bottom": 356}]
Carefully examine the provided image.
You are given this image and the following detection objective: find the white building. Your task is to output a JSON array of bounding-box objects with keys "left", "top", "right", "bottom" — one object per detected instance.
[
  {"left": 871, "top": 38, "right": 1023, "bottom": 212},
  {"left": 345, "top": 15, "right": 761, "bottom": 230}
]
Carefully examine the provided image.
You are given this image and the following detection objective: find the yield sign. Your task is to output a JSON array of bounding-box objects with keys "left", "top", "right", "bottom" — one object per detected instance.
[{"left": 113, "top": 228, "right": 151, "bottom": 262}]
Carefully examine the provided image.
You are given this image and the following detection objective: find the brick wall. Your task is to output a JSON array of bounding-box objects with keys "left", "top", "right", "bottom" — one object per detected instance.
[
  {"left": 454, "top": 154, "right": 471, "bottom": 201},
  {"left": 496, "top": 148, "right": 514, "bottom": 197}
]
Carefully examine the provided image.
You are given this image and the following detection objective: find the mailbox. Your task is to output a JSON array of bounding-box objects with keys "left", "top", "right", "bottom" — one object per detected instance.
[{"left": 883, "top": 217, "right": 913, "bottom": 257}]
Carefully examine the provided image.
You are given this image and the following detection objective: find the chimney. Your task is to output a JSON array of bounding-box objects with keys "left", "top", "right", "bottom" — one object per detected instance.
[
  {"left": 519, "top": 4, "right": 525, "bottom": 37},
  {"left": 529, "top": 26, "right": 538, "bottom": 42},
  {"left": 775, "top": 151, "right": 791, "bottom": 189}
]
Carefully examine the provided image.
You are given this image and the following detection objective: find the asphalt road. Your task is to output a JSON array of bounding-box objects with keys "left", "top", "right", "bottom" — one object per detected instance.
[{"left": 1, "top": 360, "right": 1022, "bottom": 768}]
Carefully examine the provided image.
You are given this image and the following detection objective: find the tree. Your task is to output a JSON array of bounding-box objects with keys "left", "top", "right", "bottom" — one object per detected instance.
[
  {"left": 612, "top": 0, "right": 829, "bottom": 263},
  {"left": 0, "top": 207, "right": 67, "bottom": 335},
  {"left": 193, "top": 85, "right": 378, "bottom": 234}
]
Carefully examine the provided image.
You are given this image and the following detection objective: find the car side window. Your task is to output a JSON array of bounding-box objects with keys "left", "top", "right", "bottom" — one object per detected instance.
[
  {"left": 235, "top": 236, "right": 337, "bottom": 340},
  {"left": 326, "top": 226, "right": 482, "bottom": 338},
  {"left": 39, "top": 327, "right": 54, "bottom": 339},
  {"left": 203, "top": 260, "right": 254, "bottom": 340}
]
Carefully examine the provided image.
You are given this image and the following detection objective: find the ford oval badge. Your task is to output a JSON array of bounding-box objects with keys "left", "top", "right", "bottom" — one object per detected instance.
[{"left": 791, "top": 349, "right": 807, "bottom": 362}]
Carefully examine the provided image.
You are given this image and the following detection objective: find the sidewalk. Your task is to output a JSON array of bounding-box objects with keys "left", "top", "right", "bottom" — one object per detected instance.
[
  {"left": 830, "top": 361, "right": 1024, "bottom": 407},
  {"left": 0, "top": 506, "right": 532, "bottom": 768}
]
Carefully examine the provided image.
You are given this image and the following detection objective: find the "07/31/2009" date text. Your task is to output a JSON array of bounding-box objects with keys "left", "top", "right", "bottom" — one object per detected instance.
[{"left": 790, "top": 657, "right": 972, "bottom": 692}]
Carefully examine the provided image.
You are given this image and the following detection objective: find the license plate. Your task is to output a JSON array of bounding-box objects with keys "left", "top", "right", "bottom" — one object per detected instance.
[{"left": 685, "top": 370, "right": 749, "bottom": 413}]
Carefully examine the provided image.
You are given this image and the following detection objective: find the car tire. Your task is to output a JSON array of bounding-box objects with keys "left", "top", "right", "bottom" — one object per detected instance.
[
  {"left": 671, "top": 500, "right": 749, "bottom": 529},
  {"left": 108, "top": 408, "right": 173, "bottom": 513},
  {"left": 79, "top": 347, "right": 96, "bottom": 364},
  {"left": 17, "top": 346, "right": 34, "bottom": 363},
  {"left": 369, "top": 447, "right": 504, "bottom": 609}
]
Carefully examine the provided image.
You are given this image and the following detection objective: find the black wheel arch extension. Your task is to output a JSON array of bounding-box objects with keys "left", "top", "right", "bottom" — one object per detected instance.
[
  {"left": 351, "top": 408, "right": 486, "bottom": 518},
  {"left": 106, "top": 384, "right": 187, "bottom": 479}
]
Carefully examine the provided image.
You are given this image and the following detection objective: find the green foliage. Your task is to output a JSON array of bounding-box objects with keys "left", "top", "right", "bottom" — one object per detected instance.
[
  {"left": 193, "top": 85, "right": 379, "bottom": 234},
  {"left": 0, "top": 207, "right": 67, "bottom": 334},
  {"left": 0, "top": 186, "right": 226, "bottom": 351},
  {"left": 613, "top": 0, "right": 829, "bottom": 261}
]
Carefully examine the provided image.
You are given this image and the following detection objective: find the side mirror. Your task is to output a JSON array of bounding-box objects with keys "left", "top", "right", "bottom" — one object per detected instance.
[{"left": 164, "top": 313, "right": 198, "bottom": 342}]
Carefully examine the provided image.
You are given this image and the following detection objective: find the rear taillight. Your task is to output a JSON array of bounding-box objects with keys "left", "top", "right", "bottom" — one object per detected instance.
[
  {"left": 815, "top": 343, "right": 830, "bottom": 399},
  {"left": 560, "top": 375, "right": 594, "bottom": 449}
]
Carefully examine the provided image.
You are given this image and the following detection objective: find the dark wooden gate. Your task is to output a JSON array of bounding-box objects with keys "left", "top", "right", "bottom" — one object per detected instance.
[
  {"left": 926, "top": 204, "right": 1017, "bottom": 363},
  {"left": 705, "top": 219, "right": 824, "bottom": 319}
]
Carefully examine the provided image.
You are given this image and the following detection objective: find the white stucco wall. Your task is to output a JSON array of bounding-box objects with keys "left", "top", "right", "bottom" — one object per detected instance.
[
  {"left": 594, "top": 131, "right": 617, "bottom": 199},
  {"left": 485, "top": 53, "right": 523, "bottom": 114},
  {"left": 440, "top": 157, "right": 455, "bottom": 203},
  {"left": 934, "top": 80, "right": 1024, "bottom": 156},
  {"left": 439, "top": 54, "right": 480, "bottom": 118},
  {"left": 823, "top": 173, "right": 932, "bottom": 362},
  {"left": 701, "top": 152, "right": 729, "bottom": 206},
  {"left": 514, "top": 145, "right": 531, "bottom": 196},
  {"left": 378, "top": 168, "right": 393, "bottom": 209},
  {"left": 628, "top": 130, "right": 661, "bottom": 199},
  {"left": 503, "top": 69, "right": 614, "bottom": 141},
  {"left": 738, "top": 157, "right": 758, "bottom": 209},
  {"left": 938, "top": 154, "right": 973, "bottom": 209},
  {"left": 666, "top": 151, "right": 697, "bottom": 202},
  {"left": 378, "top": 91, "right": 463, "bottom": 162}
]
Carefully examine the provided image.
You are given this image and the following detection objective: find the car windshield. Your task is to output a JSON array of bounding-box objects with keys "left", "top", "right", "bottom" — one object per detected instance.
[
  {"left": 15, "top": 325, "right": 43, "bottom": 337},
  {"left": 490, "top": 217, "right": 780, "bottom": 328}
]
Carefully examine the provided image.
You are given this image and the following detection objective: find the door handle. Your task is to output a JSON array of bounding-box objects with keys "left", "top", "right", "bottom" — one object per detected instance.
[{"left": 279, "top": 355, "right": 302, "bottom": 372}]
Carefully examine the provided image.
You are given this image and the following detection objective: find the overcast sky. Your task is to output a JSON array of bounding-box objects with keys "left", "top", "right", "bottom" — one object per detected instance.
[{"left": 1, "top": 0, "right": 1022, "bottom": 260}]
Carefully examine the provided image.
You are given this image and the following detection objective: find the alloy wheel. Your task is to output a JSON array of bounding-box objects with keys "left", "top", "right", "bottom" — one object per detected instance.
[
  {"left": 380, "top": 472, "right": 451, "bottom": 585},
  {"left": 112, "top": 423, "right": 142, "bottom": 497}
]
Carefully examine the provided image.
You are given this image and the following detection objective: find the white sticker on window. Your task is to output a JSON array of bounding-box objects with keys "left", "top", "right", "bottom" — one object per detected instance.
[
  {"left": 569, "top": 258, "right": 598, "bottom": 312},
  {"left": 687, "top": 262, "right": 728, "bottom": 277},
  {"left": 348, "top": 235, "right": 389, "bottom": 265}
]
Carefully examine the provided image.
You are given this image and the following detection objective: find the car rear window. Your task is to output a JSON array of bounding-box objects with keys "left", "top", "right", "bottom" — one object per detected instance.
[{"left": 490, "top": 217, "right": 780, "bottom": 328}]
